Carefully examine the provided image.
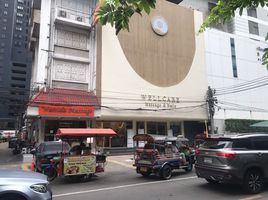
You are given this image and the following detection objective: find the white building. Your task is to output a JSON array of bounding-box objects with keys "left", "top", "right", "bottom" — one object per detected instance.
[
  {"left": 180, "top": 0, "right": 268, "bottom": 133},
  {"left": 28, "top": 0, "right": 268, "bottom": 145}
]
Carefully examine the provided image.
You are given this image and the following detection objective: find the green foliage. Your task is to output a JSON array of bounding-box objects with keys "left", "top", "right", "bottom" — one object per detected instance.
[
  {"left": 96, "top": 0, "right": 156, "bottom": 35},
  {"left": 225, "top": 119, "right": 268, "bottom": 133}
]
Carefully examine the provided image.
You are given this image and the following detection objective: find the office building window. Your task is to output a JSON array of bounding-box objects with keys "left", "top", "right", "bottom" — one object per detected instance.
[
  {"left": 16, "top": 19, "right": 23, "bottom": 24},
  {"left": 17, "top": 13, "right": 23, "bottom": 17},
  {"left": 247, "top": 7, "right": 257, "bottom": 18},
  {"left": 1, "top": 34, "right": 5, "bottom": 38},
  {"left": 4, "top": 3, "right": 8, "bottom": 8},
  {"left": 3, "top": 11, "right": 8, "bottom": 15},
  {"left": 17, "top": 6, "right": 24, "bottom": 10},
  {"left": 248, "top": 21, "right": 259, "bottom": 35},
  {"left": 230, "top": 38, "right": 238, "bottom": 78},
  {"left": 16, "top": 27, "right": 22, "bottom": 31},
  {"left": 3, "top": 18, "right": 7, "bottom": 22},
  {"left": 18, "top": 0, "right": 24, "bottom": 3},
  {"left": 2, "top": 26, "right": 6, "bottom": 31}
]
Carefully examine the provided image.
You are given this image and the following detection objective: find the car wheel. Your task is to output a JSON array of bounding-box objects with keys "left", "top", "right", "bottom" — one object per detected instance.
[
  {"left": 243, "top": 169, "right": 264, "bottom": 194},
  {"left": 0, "top": 194, "right": 26, "bottom": 200},
  {"left": 43, "top": 167, "right": 57, "bottom": 181},
  {"left": 160, "top": 165, "right": 172, "bottom": 180},
  {"left": 205, "top": 178, "right": 220, "bottom": 184},
  {"left": 141, "top": 170, "right": 152, "bottom": 177}
]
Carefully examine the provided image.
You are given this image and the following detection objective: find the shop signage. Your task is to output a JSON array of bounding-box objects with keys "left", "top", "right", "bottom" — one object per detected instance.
[
  {"left": 39, "top": 105, "right": 95, "bottom": 117},
  {"left": 141, "top": 94, "right": 180, "bottom": 109},
  {"left": 64, "top": 155, "right": 96, "bottom": 176}
]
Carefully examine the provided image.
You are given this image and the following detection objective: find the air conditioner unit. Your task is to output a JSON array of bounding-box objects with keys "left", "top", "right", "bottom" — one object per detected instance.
[
  {"left": 59, "top": 10, "right": 66, "bottom": 17},
  {"left": 76, "top": 16, "right": 83, "bottom": 22}
]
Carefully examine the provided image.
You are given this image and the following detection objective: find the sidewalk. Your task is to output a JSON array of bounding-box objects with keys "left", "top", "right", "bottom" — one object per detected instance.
[{"left": 0, "top": 141, "right": 135, "bottom": 171}]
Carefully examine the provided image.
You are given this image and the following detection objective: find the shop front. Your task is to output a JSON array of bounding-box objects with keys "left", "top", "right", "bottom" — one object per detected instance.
[
  {"left": 97, "top": 0, "right": 208, "bottom": 148},
  {"left": 26, "top": 88, "right": 99, "bottom": 143}
]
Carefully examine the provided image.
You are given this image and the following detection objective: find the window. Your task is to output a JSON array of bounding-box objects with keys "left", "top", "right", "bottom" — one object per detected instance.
[
  {"left": 248, "top": 21, "right": 259, "bottom": 35},
  {"left": 147, "top": 122, "right": 167, "bottom": 135},
  {"left": 12, "top": 70, "right": 26, "bottom": 74},
  {"left": 17, "top": 13, "right": 23, "bottom": 17},
  {"left": 16, "top": 19, "right": 23, "bottom": 24},
  {"left": 13, "top": 63, "right": 26, "bottom": 67},
  {"left": 252, "top": 137, "right": 268, "bottom": 150},
  {"left": 2, "top": 26, "right": 6, "bottom": 31},
  {"left": 11, "top": 84, "right": 25, "bottom": 88},
  {"left": 11, "top": 77, "right": 26, "bottom": 81},
  {"left": 230, "top": 38, "right": 238, "bottom": 78},
  {"left": 16, "top": 27, "right": 22, "bottom": 31},
  {"left": 247, "top": 7, "right": 257, "bottom": 18},
  {"left": 1, "top": 34, "right": 5, "bottom": 38},
  {"left": 17, "top": 6, "right": 24, "bottom": 10},
  {"left": 3, "top": 11, "right": 7, "bottom": 15},
  {"left": 3, "top": 18, "right": 7, "bottom": 23},
  {"left": 18, "top": 0, "right": 24, "bottom": 3},
  {"left": 232, "top": 139, "right": 252, "bottom": 150},
  {"left": 4, "top": 3, "right": 8, "bottom": 8}
]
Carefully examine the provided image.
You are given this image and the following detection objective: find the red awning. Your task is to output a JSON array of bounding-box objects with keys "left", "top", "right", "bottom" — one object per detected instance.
[
  {"left": 29, "top": 88, "right": 99, "bottom": 107},
  {"left": 56, "top": 128, "right": 117, "bottom": 138}
]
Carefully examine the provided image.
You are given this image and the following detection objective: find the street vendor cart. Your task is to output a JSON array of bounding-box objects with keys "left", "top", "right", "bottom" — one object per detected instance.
[{"left": 38, "top": 128, "right": 117, "bottom": 181}]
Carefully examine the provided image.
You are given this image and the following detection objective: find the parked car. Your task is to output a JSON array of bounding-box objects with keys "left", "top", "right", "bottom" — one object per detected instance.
[
  {"left": 133, "top": 134, "right": 194, "bottom": 180},
  {"left": 195, "top": 133, "right": 268, "bottom": 194},
  {"left": 0, "top": 169, "right": 52, "bottom": 200},
  {"left": 32, "top": 141, "right": 70, "bottom": 173}
]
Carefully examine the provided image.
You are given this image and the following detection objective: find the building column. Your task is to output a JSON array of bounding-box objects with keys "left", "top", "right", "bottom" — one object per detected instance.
[{"left": 181, "top": 121, "right": 185, "bottom": 137}]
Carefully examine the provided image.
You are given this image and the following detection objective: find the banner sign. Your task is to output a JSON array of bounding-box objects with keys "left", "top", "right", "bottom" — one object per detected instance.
[
  {"left": 64, "top": 155, "right": 96, "bottom": 176},
  {"left": 39, "top": 105, "right": 95, "bottom": 117}
]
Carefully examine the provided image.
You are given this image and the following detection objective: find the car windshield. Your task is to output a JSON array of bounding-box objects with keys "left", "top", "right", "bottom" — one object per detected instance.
[
  {"left": 44, "top": 143, "right": 70, "bottom": 152},
  {"left": 201, "top": 139, "right": 232, "bottom": 149}
]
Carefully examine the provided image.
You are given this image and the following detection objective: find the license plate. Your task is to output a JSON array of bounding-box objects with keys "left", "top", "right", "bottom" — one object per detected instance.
[
  {"left": 204, "top": 157, "right": 212, "bottom": 164},
  {"left": 140, "top": 167, "right": 147, "bottom": 172}
]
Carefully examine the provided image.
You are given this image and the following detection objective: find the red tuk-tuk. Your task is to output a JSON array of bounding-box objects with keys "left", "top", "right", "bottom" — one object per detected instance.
[{"left": 39, "top": 128, "right": 116, "bottom": 181}]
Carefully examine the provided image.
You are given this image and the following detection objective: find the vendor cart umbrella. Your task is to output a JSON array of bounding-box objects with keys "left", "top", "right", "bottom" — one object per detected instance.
[{"left": 250, "top": 121, "right": 268, "bottom": 128}]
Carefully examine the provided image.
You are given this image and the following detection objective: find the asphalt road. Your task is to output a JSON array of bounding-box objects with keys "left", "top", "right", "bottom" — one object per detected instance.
[
  {"left": 1, "top": 144, "right": 268, "bottom": 200},
  {"left": 51, "top": 155, "right": 268, "bottom": 200}
]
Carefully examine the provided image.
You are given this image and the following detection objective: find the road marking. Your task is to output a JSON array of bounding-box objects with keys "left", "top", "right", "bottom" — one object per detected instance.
[
  {"left": 53, "top": 176, "right": 197, "bottom": 198},
  {"left": 107, "top": 159, "right": 135, "bottom": 169},
  {"left": 239, "top": 195, "right": 263, "bottom": 200}
]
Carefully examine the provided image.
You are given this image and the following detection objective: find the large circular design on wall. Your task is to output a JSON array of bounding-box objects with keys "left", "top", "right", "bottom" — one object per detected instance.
[{"left": 117, "top": 0, "right": 196, "bottom": 87}]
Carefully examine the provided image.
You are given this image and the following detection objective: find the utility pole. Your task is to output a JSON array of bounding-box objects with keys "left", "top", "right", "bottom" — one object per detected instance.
[{"left": 207, "top": 86, "right": 217, "bottom": 135}]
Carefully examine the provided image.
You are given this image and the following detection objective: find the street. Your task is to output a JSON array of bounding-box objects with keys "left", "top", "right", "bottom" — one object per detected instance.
[{"left": 1, "top": 143, "right": 268, "bottom": 200}]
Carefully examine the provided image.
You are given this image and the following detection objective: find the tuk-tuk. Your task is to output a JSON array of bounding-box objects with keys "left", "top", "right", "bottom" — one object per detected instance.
[
  {"left": 41, "top": 128, "right": 116, "bottom": 181},
  {"left": 133, "top": 134, "right": 194, "bottom": 180}
]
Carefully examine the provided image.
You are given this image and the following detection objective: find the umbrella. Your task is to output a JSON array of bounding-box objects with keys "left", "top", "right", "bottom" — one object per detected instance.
[{"left": 250, "top": 121, "right": 268, "bottom": 128}]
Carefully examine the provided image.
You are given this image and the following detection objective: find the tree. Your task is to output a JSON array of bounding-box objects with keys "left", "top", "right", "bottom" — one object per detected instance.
[
  {"left": 95, "top": 0, "right": 156, "bottom": 35},
  {"left": 96, "top": 0, "right": 268, "bottom": 67}
]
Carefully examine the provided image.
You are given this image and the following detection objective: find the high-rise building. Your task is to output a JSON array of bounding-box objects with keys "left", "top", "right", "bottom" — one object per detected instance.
[{"left": 0, "top": 0, "right": 32, "bottom": 130}]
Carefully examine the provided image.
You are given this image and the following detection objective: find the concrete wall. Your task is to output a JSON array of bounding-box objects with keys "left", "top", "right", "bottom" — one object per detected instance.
[
  {"left": 100, "top": 2, "right": 208, "bottom": 121},
  {"left": 205, "top": 29, "right": 268, "bottom": 121}
]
